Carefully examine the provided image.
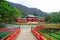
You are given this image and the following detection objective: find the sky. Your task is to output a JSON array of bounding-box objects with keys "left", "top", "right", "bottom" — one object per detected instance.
[{"left": 7, "top": 0, "right": 60, "bottom": 12}]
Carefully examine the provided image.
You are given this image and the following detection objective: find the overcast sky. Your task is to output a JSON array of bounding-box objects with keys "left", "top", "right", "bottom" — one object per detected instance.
[{"left": 7, "top": 0, "right": 60, "bottom": 12}]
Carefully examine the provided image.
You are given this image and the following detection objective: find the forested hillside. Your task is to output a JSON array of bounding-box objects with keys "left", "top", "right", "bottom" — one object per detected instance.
[{"left": 9, "top": 2, "right": 47, "bottom": 16}]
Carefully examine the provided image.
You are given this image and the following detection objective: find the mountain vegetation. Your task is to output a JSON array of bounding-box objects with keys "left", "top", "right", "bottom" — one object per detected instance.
[
  {"left": 45, "top": 12, "right": 60, "bottom": 23},
  {"left": 9, "top": 2, "right": 47, "bottom": 17}
]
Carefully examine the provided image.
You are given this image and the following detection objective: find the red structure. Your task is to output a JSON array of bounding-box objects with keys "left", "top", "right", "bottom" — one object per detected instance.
[
  {"left": 31, "top": 25, "right": 51, "bottom": 40},
  {"left": 16, "top": 17, "right": 24, "bottom": 23},
  {"left": 26, "top": 15, "right": 38, "bottom": 22},
  {"left": 16, "top": 15, "right": 45, "bottom": 23}
]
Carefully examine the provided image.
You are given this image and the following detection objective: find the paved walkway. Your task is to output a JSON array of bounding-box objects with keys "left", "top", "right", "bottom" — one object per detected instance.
[{"left": 16, "top": 25, "right": 37, "bottom": 40}]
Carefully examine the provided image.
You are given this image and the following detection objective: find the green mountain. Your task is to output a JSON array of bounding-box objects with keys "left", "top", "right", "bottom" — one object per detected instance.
[{"left": 9, "top": 2, "right": 47, "bottom": 16}]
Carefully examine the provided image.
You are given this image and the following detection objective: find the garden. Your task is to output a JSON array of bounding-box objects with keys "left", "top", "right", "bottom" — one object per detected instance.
[{"left": 38, "top": 28, "right": 60, "bottom": 40}]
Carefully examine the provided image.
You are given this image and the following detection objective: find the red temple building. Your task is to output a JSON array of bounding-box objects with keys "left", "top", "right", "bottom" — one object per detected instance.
[
  {"left": 16, "top": 17, "right": 24, "bottom": 23},
  {"left": 26, "top": 15, "right": 38, "bottom": 22},
  {"left": 16, "top": 15, "right": 45, "bottom": 23}
]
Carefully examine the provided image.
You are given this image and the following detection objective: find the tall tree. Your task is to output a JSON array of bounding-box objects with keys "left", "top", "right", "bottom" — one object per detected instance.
[{"left": 0, "top": 0, "right": 24, "bottom": 25}]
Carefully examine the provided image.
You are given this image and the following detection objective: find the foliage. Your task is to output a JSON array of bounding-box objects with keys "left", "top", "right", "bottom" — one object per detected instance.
[
  {"left": 45, "top": 15, "right": 51, "bottom": 22},
  {"left": 45, "top": 12, "right": 60, "bottom": 23},
  {"left": 0, "top": 0, "right": 24, "bottom": 27}
]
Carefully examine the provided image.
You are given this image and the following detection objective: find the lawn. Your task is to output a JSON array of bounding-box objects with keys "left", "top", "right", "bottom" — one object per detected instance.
[{"left": 38, "top": 28, "right": 60, "bottom": 40}]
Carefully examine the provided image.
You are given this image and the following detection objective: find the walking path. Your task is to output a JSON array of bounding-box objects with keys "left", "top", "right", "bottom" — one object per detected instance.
[
  {"left": 6, "top": 24, "right": 37, "bottom": 40},
  {"left": 16, "top": 25, "right": 37, "bottom": 40}
]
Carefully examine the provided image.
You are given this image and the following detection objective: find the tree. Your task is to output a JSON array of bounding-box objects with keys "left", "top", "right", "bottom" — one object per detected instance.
[
  {"left": 45, "top": 12, "right": 60, "bottom": 23},
  {"left": 0, "top": 0, "right": 24, "bottom": 27},
  {"left": 12, "top": 7, "right": 23, "bottom": 17},
  {"left": 45, "top": 15, "right": 51, "bottom": 22}
]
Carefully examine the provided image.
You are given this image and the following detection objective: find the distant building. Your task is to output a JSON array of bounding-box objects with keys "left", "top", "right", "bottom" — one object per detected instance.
[
  {"left": 16, "top": 15, "right": 45, "bottom": 23},
  {"left": 16, "top": 17, "right": 24, "bottom": 23},
  {"left": 26, "top": 15, "right": 37, "bottom": 22}
]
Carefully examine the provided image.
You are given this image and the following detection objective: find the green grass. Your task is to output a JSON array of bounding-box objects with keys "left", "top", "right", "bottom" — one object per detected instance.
[
  {"left": 56, "top": 31, "right": 60, "bottom": 34},
  {"left": 42, "top": 32, "right": 57, "bottom": 40},
  {"left": 51, "top": 33, "right": 60, "bottom": 39},
  {"left": 0, "top": 32, "right": 10, "bottom": 38},
  {"left": 38, "top": 29, "right": 60, "bottom": 40},
  {"left": 39, "top": 30, "right": 57, "bottom": 40},
  {"left": 38, "top": 31, "right": 51, "bottom": 40}
]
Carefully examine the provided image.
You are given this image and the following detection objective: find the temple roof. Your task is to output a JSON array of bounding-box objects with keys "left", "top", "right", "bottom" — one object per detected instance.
[{"left": 26, "top": 15, "right": 36, "bottom": 17}]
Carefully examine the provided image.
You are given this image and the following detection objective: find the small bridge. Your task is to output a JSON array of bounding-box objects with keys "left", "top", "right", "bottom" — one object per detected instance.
[{"left": 16, "top": 25, "right": 37, "bottom": 40}]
